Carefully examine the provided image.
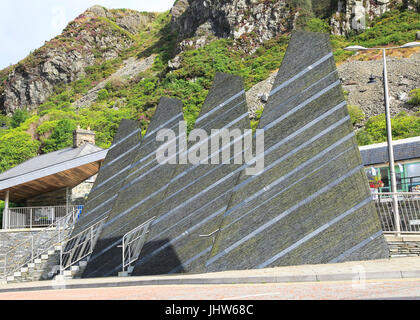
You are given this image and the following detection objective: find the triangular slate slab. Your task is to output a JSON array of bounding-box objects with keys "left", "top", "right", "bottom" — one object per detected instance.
[
  {"left": 206, "top": 31, "right": 389, "bottom": 272},
  {"left": 131, "top": 72, "right": 251, "bottom": 276},
  {"left": 81, "top": 97, "right": 184, "bottom": 277},
  {"left": 70, "top": 119, "right": 142, "bottom": 237}
]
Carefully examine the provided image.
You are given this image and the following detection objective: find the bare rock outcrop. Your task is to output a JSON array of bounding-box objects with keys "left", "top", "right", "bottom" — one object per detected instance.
[
  {"left": 73, "top": 55, "right": 155, "bottom": 109},
  {"left": 0, "top": 6, "right": 154, "bottom": 115},
  {"left": 338, "top": 50, "right": 420, "bottom": 121}
]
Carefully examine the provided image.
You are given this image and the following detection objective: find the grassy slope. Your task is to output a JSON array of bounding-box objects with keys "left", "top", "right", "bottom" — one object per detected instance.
[{"left": 0, "top": 9, "right": 419, "bottom": 175}]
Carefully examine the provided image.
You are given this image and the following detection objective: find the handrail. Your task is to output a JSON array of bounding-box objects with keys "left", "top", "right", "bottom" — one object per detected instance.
[
  {"left": 59, "top": 218, "right": 106, "bottom": 274},
  {"left": 120, "top": 217, "right": 155, "bottom": 273},
  {"left": 1, "top": 209, "right": 78, "bottom": 280},
  {"left": 373, "top": 191, "right": 420, "bottom": 234},
  {"left": 199, "top": 229, "right": 219, "bottom": 238},
  {"left": 6, "top": 205, "right": 82, "bottom": 229},
  {"left": 3, "top": 209, "right": 76, "bottom": 254}
]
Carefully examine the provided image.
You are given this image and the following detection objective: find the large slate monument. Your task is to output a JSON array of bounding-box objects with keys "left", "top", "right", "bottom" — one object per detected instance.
[
  {"left": 205, "top": 31, "right": 389, "bottom": 272},
  {"left": 81, "top": 97, "right": 184, "bottom": 277},
  {"left": 70, "top": 31, "right": 389, "bottom": 279},
  {"left": 131, "top": 73, "right": 250, "bottom": 276}
]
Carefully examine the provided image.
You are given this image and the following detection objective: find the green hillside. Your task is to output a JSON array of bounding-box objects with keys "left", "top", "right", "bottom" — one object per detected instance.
[{"left": 0, "top": 9, "right": 419, "bottom": 174}]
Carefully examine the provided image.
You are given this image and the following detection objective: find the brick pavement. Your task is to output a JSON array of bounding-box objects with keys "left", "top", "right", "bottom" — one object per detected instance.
[{"left": 0, "top": 256, "right": 419, "bottom": 300}]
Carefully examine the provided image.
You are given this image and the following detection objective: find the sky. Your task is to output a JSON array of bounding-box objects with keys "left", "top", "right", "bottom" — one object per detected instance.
[{"left": 0, "top": 0, "right": 175, "bottom": 70}]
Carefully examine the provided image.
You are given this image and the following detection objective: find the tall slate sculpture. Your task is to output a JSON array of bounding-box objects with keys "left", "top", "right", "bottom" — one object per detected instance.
[
  {"left": 82, "top": 97, "right": 184, "bottom": 277},
  {"left": 131, "top": 72, "right": 250, "bottom": 276},
  {"left": 206, "top": 31, "right": 389, "bottom": 272},
  {"left": 70, "top": 119, "right": 142, "bottom": 236}
]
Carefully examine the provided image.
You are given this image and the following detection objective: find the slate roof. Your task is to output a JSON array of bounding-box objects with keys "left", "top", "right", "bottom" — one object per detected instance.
[
  {"left": 0, "top": 143, "right": 107, "bottom": 191},
  {"left": 359, "top": 136, "right": 420, "bottom": 166}
]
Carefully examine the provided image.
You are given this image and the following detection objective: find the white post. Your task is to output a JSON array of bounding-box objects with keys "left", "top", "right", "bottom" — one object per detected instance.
[
  {"left": 383, "top": 49, "right": 401, "bottom": 236},
  {"left": 122, "top": 237, "right": 126, "bottom": 273},
  {"left": 66, "top": 187, "right": 70, "bottom": 215},
  {"left": 3, "top": 190, "right": 9, "bottom": 230}
]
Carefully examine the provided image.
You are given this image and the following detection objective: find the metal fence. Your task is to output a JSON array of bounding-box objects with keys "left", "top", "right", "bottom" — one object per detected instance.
[
  {"left": 120, "top": 217, "right": 155, "bottom": 273},
  {"left": 373, "top": 192, "right": 420, "bottom": 234},
  {"left": 5, "top": 205, "right": 83, "bottom": 229},
  {"left": 59, "top": 218, "right": 106, "bottom": 274}
]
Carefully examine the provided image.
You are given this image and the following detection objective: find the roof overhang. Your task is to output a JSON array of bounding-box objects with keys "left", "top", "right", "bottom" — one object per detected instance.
[{"left": 0, "top": 149, "right": 108, "bottom": 203}]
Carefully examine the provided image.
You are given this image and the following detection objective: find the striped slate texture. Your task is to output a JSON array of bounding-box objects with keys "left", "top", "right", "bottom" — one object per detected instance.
[
  {"left": 205, "top": 31, "right": 389, "bottom": 272},
  {"left": 81, "top": 97, "right": 184, "bottom": 277},
  {"left": 70, "top": 119, "right": 142, "bottom": 236},
  {"left": 131, "top": 72, "right": 251, "bottom": 276}
]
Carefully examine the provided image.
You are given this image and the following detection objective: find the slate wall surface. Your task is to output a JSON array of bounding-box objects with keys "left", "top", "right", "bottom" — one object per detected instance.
[
  {"left": 131, "top": 73, "right": 251, "bottom": 276},
  {"left": 82, "top": 97, "right": 184, "bottom": 277},
  {"left": 205, "top": 31, "right": 389, "bottom": 272},
  {"left": 70, "top": 119, "right": 142, "bottom": 236},
  {"left": 75, "top": 31, "right": 389, "bottom": 278}
]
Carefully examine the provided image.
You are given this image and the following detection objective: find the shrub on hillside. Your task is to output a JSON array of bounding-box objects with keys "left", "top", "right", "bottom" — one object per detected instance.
[{"left": 408, "top": 88, "right": 420, "bottom": 106}]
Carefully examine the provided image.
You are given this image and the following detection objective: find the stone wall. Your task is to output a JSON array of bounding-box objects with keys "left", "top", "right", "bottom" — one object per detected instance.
[
  {"left": 23, "top": 177, "right": 96, "bottom": 207},
  {"left": 25, "top": 188, "right": 67, "bottom": 207},
  {"left": 0, "top": 229, "right": 57, "bottom": 275},
  {"left": 385, "top": 235, "right": 420, "bottom": 257}
]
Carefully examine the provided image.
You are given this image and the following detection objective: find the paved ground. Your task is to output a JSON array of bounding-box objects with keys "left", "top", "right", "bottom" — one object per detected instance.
[
  {"left": 1, "top": 257, "right": 419, "bottom": 300},
  {"left": 0, "top": 278, "right": 419, "bottom": 300}
]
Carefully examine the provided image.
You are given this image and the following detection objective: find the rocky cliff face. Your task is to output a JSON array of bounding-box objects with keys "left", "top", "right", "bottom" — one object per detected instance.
[
  {"left": 170, "top": 0, "right": 296, "bottom": 48},
  {"left": 0, "top": 1, "right": 408, "bottom": 115},
  {"left": 330, "top": 0, "right": 401, "bottom": 35},
  {"left": 169, "top": 0, "right": 400, "bottom": 53},
  {"left": 0, "top": 6, "right": 154, "bottom": 115}
]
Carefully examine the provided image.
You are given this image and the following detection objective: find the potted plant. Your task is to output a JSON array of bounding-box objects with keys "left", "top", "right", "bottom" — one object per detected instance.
[{"left": 369, "top": 171, "right": 383, "bottom": 189}]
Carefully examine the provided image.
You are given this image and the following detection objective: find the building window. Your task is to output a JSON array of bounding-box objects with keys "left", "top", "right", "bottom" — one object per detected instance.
[{"left": 403, "top": 162, "right": 420, "bottom": 192}]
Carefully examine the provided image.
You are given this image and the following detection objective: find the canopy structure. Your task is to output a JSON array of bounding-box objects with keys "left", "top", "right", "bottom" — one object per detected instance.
[{"left": 0, "top": 143, "right": 108, "bottom": 203}]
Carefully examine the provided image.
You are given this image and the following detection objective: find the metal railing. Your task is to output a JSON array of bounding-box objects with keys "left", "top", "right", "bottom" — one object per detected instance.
[
  {"left": 199, "top": 229, "right": 220, "bottom": 245},
  {"left": 120, "top": 217, "right": 155, "bottom": 273},
  {"left": 59, "top": 218, "right": 106, "bottom": 275},
  {"left": 0, "top": 209, "right": 78, "bottom": 280},
  {"left": 373, "top": 192, "right": 420, "bottom": 234},
  {"left": 5, "top": 205, "right": 83, "bottom": 229}
]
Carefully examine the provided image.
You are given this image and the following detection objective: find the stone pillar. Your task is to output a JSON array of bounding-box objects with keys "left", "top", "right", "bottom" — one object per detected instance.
[{"left": 3, "top": 190, "right": 9, "bottom": 229}]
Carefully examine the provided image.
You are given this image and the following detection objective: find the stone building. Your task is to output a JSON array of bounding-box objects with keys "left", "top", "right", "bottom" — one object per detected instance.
[{"left": 0, "top": 128, "right": 107, "bottom": 229}]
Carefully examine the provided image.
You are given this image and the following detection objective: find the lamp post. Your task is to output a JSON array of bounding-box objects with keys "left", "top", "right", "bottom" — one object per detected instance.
[{"left": 344, "top": 42, "right": 420, "bottom": 236}]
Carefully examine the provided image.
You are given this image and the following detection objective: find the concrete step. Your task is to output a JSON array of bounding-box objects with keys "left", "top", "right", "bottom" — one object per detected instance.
[
  {"left": 27, "top": 263, "right": 35, "bottom": 268},
  {"left": 20, "top": 267, "right": 28, "bottom": 273},
  {"left": 71, "top": 266, "right": 80, "bottom": 272},
  {"left": 118, "top": 271, "right": 130, "bottom": 277},
  {"left": 13, "top": 272, "right": 21, "bottom": 277},
  {"left": 34, "top": 259, "right": 42, "bottom": 264},
  {"left": 6, "top": 276, "right": 14, "bottom": 282},
  {"left": 41, "top": 254, "right": 49, "bottom": 260},
  {"left": 54, "top": 274, "right": 72, "bottom": 281},
  {"left": 48, "top": 250, "right": 56, "bottom": 255},
  {"left": 63, "top": 270, "right": 72, "bottom": 277},
  {"left": 55, "top": 245, "right": 62, "bottom": 251}
]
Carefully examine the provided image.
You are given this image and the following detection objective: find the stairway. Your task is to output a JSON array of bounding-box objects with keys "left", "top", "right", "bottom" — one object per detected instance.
[
  {"left": 53, "top": 258, "right": 89, "bottom": 281},
  {"left": 3, "top": 247, "right": 92, "bottom": 284},
  {"left": 0, "top": 211, "right": 79, "bottom": 284},
  {"left": 4, "top": 244, "right": 63, "bottom": 284}
]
